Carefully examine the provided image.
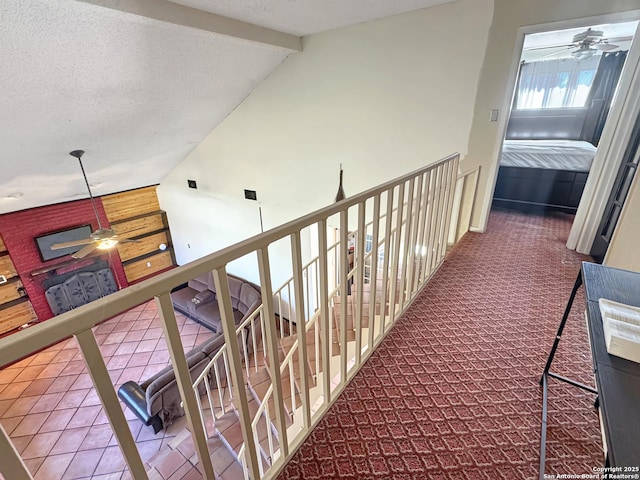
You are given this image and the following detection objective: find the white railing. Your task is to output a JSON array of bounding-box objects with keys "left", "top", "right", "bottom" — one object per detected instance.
[
  {"left": 0, "top": 154, "right": 479, "bottom": 480},
  {"left": 191, "top": 305, "right": 265, "bottom": 426}
]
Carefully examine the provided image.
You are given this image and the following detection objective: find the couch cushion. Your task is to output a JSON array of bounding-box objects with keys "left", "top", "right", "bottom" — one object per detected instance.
[
  {"left": 187, "top": 272, "right": 209, "bottom": 292},
  {"left": 200, "top": 333, "right": 226, "bottom": 358},
  {"left": 170, "top": 287, "right": 199, "bottom": 317},
  {"left": 227, "top": 276, "right": 243, "bottom": 310},
  {"left": 195, "top": 301, "right": 222, "bottom": 332},
  {"left": 238, "top": 284, "right": 261, "bottom": 315},
  {"left": 193, "top": 290, "right": 215, "bottom": 305},
  {"left": 145, "top": 351, "right": 207, "bottom": 425}
]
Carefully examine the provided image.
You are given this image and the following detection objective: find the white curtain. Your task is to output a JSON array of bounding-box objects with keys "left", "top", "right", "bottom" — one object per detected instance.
[{"left": 517, "top": 56, "right": 600, "bottom": 109}]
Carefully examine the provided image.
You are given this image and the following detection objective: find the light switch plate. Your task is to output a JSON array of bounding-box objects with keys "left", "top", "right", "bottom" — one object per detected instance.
[{"left": 490, "top": 109, "right": 499, "bottom": 122}]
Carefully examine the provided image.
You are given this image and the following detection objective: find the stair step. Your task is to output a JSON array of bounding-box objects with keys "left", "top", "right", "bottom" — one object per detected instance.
[
  {"left": 213, "top": 410, "right": 275, "bottom": 472},
  {"left": 276, "top": 331, "right": 340, "bottom": 390},
  {"left": 214, "top": 411, "right": 244, "bottom": 456},
  {"left": 230, "top": 396, "right": 278, "bottom": 446},
  {"left": 251, "top": 375, "right": 300, "bottom": 406},
  {"left": 246, "top": 366, "right": 272, "bottom": 387}
]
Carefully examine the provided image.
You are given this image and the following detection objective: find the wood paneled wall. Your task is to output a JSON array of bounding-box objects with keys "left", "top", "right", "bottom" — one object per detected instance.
[
  {"left": 102, "top": 186, "right": 176, "bottom": 284},
  {"left": 101, "top": 186, "right": 161, "bottom": 222},
  {"left": 0, "top": 235, "right": 37, "bottom": 334}
]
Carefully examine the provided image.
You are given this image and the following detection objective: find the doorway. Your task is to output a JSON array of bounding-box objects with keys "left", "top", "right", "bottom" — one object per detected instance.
[{"left": 491, "top": 21, "right": 637, "bottom": 220}]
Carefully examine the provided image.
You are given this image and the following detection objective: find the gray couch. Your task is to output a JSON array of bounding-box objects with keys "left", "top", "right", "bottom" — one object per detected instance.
[
  {"left": 117, "top": 273, "right": 262, "bottom": 432},
  {"left": 118, "top": 333, "right": 227, "bottom": 432},
  {"left": 170, "top": 272, "right": 262, "bottom": 334}
]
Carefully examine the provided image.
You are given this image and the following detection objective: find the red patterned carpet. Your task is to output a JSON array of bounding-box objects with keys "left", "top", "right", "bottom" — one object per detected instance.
[{"left": 278, "top": 209, "right": 602, "bottom": 479}]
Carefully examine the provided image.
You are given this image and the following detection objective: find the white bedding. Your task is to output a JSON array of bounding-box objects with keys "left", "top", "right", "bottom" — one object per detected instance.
[{"left": 500, "top": 139, "right": 597, "bottom": 172}]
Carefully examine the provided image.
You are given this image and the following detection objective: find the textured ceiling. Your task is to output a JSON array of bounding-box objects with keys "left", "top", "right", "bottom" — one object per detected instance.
[
  {"left": 168, "top": 0, "right": 455, "bottom": 36},
  {"left": 0, "top": 0, "right": 453, "bottom": 215}
]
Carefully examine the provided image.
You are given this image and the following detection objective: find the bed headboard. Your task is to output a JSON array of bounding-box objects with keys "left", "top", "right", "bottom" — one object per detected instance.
[{"left": 506, "top": 108, "right": 588, "bottom": 140}]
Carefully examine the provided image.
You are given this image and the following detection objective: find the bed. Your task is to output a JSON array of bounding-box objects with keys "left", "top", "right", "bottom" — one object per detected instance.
[{"left": 493, "top": 139, "right": 597, "bottom": 213}]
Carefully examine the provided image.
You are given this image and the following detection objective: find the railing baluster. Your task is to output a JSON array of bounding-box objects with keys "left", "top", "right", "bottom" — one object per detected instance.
[
  {"left": 317, "top": 218, "right": 332, "bottom": 402},
  {"left": 211, "top": 269, "right": 261, "bottom": 479},
  {"left": 255, "top": 429, "right": 265, "bottom": 477},
  {"left": 406, "top": 173, "right": 424, "bottom": 301},
  {"left": 315, "top": 319, "right": 320, "bottom": 382},
  {"left": 414, "top": 171, "right": 431, "bottom": 293},
  {"left": 435, "top": 160, "right": 452, "bottom": 266},
  {"left": 434, "top": 163, "right": 450, "bottom": 270},
  {"left": 251, "top": 318, "right": 259, "bottom": 373},
  {"left": 203, "top": 376, "right": 214, "bottom": 434},
  {"left": 307, "top": 264, "right": 312, "bottom": 318},
  {"left": 449, "top": 170, "right": 465, "bottom": 246},
  {"left": 154, "top": 293, "right": 214, "bottom": 479},
  {"left": 425, "top": 166, "right": 442, "bottom": 279},
  {"left": 0, "top": 423, "right": 31, "bottom": 480},
  {"left": 287, "top": 283, "right": 294, "bottom": 336},
  {"left": 256, "top": 247, "right": 290, "bottom": 458},
  {"left": 339, "top": 209, "right": 349, "bottom": 383},
  {"left": 223, "top": 350, "right": 233, "bottom": 402},
  {"left": 291, "top": 231, "right": 312, "bottom": 428},
  {"left": 440, "top": 156, "right": 460, "bottom": 258},
  {"left": 266, "top": 401, "right": 275, "bottom": 461},
  {"left": 388, "top": 182, "right": 405, "bottom": 325},
  {"left": 368, "top": 194, "right": 381, "bottom": 351},
  {"left": 399, "top": 178, "right": 415, "bottom": 309},
  {"left": 354, "top": 201, "right": 366, "bottom": 366},
  {"left": 278, "top": 292, "right": 284, "bottom": 339},
  {"left": 213, "top": 361, "right": 225, "bottom": 415},
  {"left": 261, "top": 311, "right": 268, "bottom": 363},
  {"left": 289, "top": 360, "right": 296, "bottom": 413},
  {"left": 379, "top": 188, "right": 394, "bottom": 335},
  {"left": 242, "top": 329, "right": 250, "bottom": 377}
]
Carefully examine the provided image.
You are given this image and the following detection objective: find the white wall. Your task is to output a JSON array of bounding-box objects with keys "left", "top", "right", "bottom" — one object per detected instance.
[
  {"left": 462, "top": 0, "right": 640, "bottom": 231},
  {"left": 157, "top": 0, "right": 493, "bottom": 286}
]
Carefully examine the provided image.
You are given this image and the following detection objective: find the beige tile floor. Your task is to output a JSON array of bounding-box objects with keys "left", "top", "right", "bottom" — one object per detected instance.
[{"left": 0, "top": 301, "right": 244, "bottom": 480}]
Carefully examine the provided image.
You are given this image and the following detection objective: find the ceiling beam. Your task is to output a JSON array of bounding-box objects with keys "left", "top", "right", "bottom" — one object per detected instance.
[{"left": 75, "top": 0, "right": 302, "bottom": 52}]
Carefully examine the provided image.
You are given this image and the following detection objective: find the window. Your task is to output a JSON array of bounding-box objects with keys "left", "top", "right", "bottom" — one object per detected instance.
[{"left": 516, "top": 56, "right": 600, "bottom": 110}]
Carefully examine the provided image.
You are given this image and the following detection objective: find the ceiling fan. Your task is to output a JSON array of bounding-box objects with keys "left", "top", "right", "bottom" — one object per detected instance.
[
  {"left": 50, "top": 150, "right": 139, "bottom": 259},
  {"left": 527, "top": 27, "right": 631, "bottom": 60}
]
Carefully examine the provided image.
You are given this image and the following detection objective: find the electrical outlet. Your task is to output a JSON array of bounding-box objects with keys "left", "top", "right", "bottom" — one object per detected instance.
[
  {"left": 146, "top": 262, "right": 152, "bottom": 267},
  {"left": 0, "top": 275, "right": 6, "bottom": 284}
]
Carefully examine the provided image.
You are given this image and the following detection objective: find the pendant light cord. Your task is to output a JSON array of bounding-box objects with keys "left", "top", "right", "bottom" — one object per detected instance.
[{"left": 75, "top": 154, "right": 103, "bottom": 230}]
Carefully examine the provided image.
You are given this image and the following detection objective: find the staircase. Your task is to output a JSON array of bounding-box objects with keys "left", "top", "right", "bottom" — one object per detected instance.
[{"left": 196, "top": 274, "right": 405, "bottom": 478}]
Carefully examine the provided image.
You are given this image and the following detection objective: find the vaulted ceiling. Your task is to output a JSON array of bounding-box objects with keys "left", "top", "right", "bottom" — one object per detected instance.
[{"left": 0, "top": 0, "right": 453, "bottom": 214}]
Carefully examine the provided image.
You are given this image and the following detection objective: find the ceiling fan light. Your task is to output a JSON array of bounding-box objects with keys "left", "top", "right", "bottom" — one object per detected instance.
[
  {"left": 572, "top": 48, "right": 596, "bottom": 60},
  {"left": 97, "top": 238, "right": 118, "bottom": 250}
]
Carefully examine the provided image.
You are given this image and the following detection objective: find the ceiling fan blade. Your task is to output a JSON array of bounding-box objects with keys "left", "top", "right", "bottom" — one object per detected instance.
[
  {"left": 539, "top": 47, "right": 573, "bottom": 60},
  {"left": 72, "top": 243, "right": 99, "bottom": 259},
  {"left": 596, "top": 43, "right": 619, "bottom": 51},
  {"left": 51, "top": 238, "right": 94, "bottom": 250},
  {"left": 604, "top": 35, "right": 634, "bottom": 44},
  {"left": 525, "top": 43, "right": 573, "bottom": 51}
]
